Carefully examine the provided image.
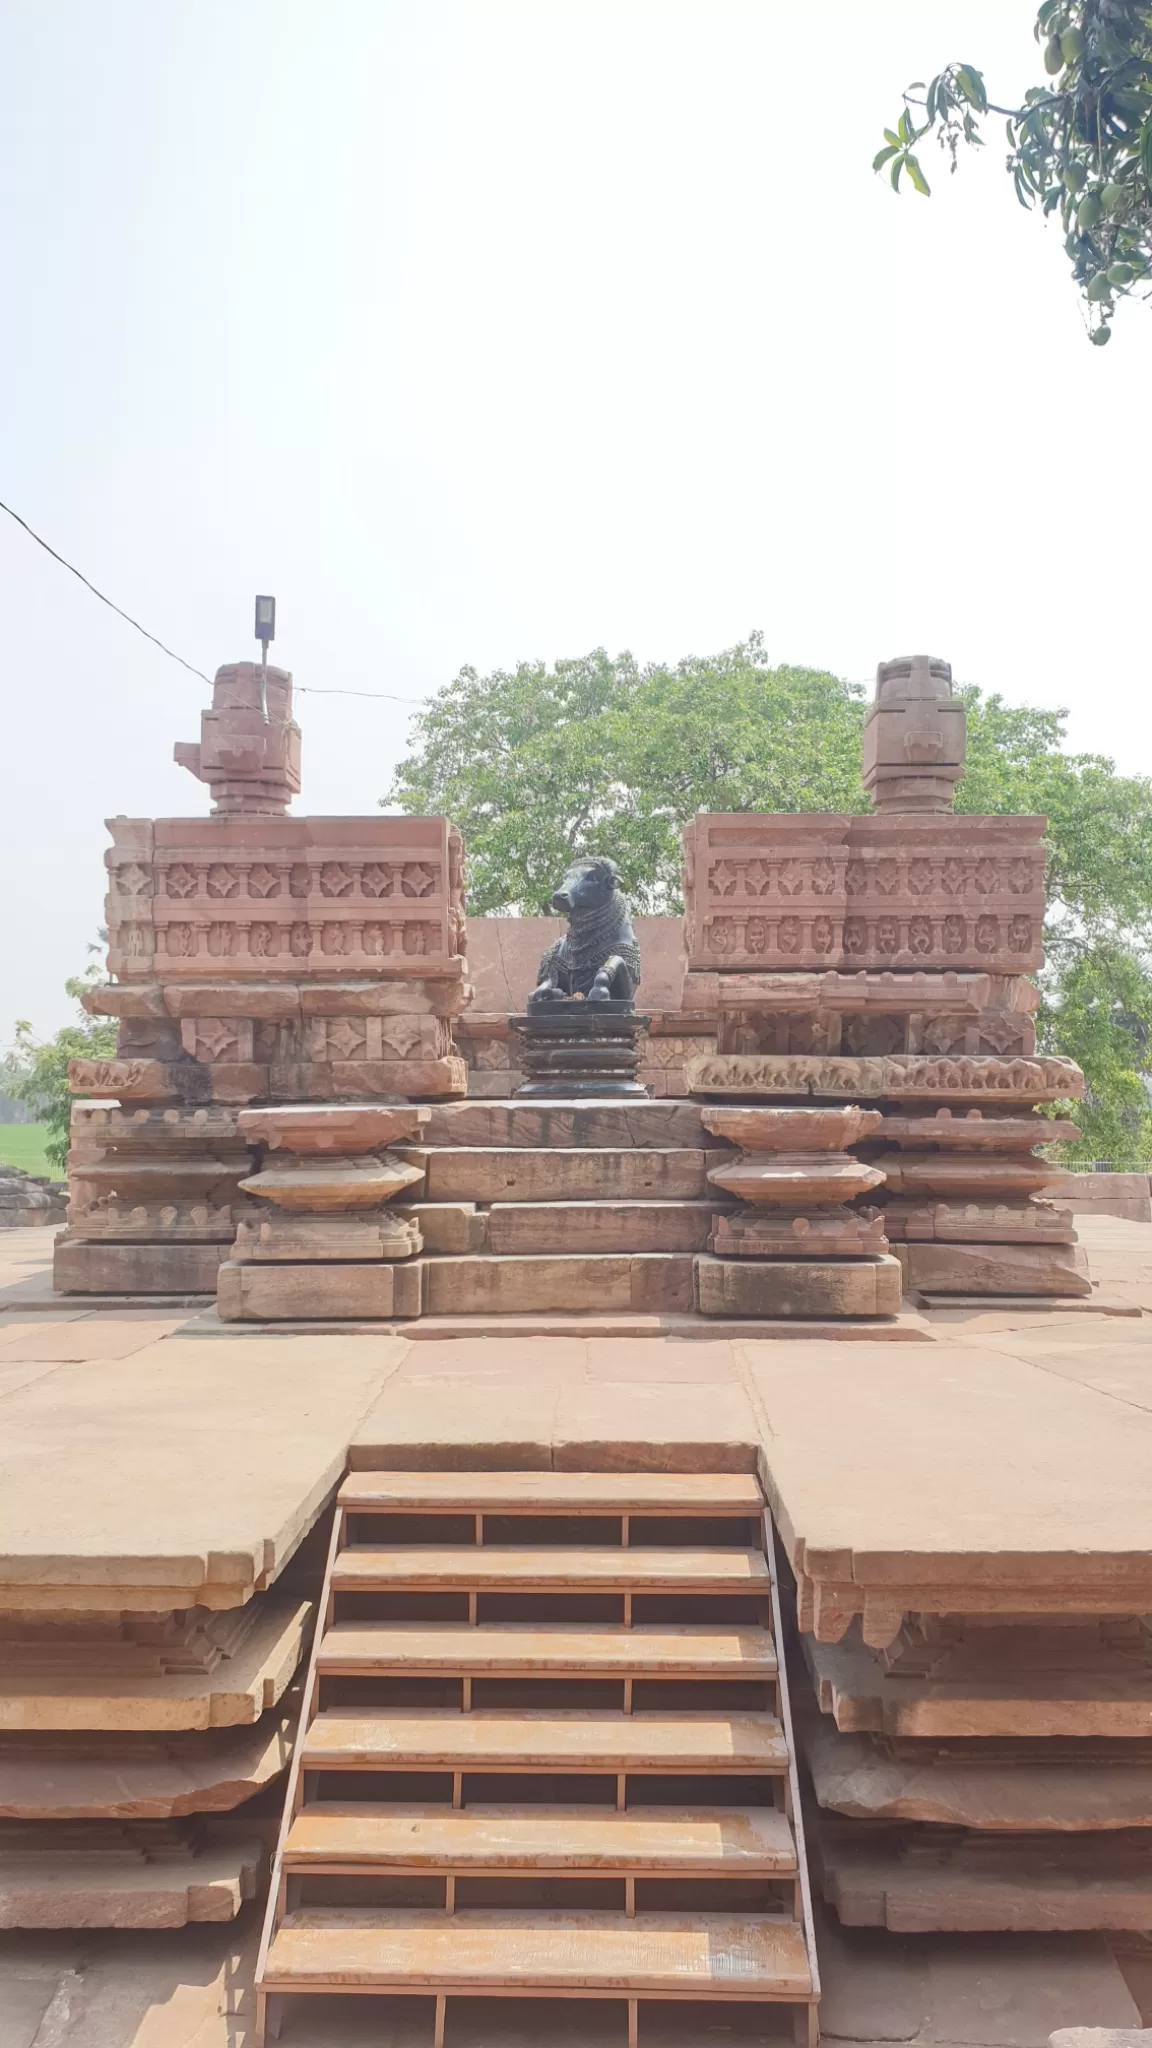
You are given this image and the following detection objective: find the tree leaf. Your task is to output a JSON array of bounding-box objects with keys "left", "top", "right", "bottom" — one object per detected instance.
[
  {"left": 898, "top": 108, "right": 912, "bottom": 144},
  {"left": 956, "top": 64, "right": 988, "bottom": 111},
  {"left": 890, "top": 154, "right": 905, "bottom": 191},
  {"left": 873, "top": 144, "right": 900, "bottom": 171},
  {"left": 905, "top": 152, "right": 931, "bottom": 195},
  {"left": 883, "top": 128, "right": 902, "bottom": 148}
]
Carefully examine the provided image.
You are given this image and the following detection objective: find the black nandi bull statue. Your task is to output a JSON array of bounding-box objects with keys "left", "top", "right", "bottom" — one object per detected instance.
[{"left": 529, "top": 857, "right": 642, "bottom": 1009}]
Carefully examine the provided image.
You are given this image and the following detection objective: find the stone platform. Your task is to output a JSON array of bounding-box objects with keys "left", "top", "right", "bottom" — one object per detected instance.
[{"left": 2, "top": 1223, "right": 1152, "bottom": 2040}]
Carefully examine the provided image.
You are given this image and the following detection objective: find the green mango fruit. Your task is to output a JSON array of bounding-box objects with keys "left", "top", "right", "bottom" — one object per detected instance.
[
  {"left": 1090, "top": 324, "right": 1112, "bottom": 345},
  {"left": 1062, "top": 160, "right": 1087, "bottom": 191},
  {"left": 1060, "top": 26, "right": 1085, "bottom": 61},
  {"left": 1077, "top": 192, "right": 1103, "bottom": 229},
  {"left": 1086, "top": 271, "right": 1112, "bottom": 301},
  {"left": 1107, "top": 261, "right": 1134, "bottom": 284},
  {"left": 1101, "top": 182, "right": 1125, "bottom": 211},
  {"left": 1045, "top": 34, "right": 1064, "bottom": 71}
]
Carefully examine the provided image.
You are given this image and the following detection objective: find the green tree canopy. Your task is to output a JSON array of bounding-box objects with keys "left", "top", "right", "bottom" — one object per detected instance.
[
  {"left": 386, "top": 635, "right": 1152, "bottom": 1162},
  {"left": 877, "top": 2, "right": 1152, "bottom": 340},
  {"left": 7, "top": 953, "right": 116, "bottom": 1172}
]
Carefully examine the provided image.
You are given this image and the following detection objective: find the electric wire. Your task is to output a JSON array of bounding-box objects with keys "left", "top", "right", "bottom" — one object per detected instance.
[{"left": 0, "top": 495, "right": 428, "bottom": 705}]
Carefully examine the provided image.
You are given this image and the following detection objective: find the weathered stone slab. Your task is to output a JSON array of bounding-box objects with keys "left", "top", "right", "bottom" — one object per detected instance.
[
  {"left": 800, "top": 1709, "right": 1152, "bottom": 1830},
  {"left": 875, "top": 1110, "right": 1081, "bottom": 1150},
  {"left": 422, "top": 1253, "right": 695, "bottom": 1316},
  {"left": 883, "top": 1199, "right": 1076, "bottom": 1244},
  {"left": 268, "top": 1058, "right": 467, "bottom": 1100},
  {"left": 896, "top": 1240, "right": 1092, "bottom": 1297},
  {"left": 0, "top": 1711, "right": 293, "bottom": 1817},
  {"left": 420, "top": 1099, "right": 711, "bottom": 1149},
  {"left": 697, "top": 1254, "right": 903, "bottom": 1319},
  {"left": 0, "top": 1598, "right": 310, "bottom": 1730},
  {"left": 486, "top": 1201, "right": 724, "bottom": 1255},
  {"left": 803, "top": 1620, "right": 1152, "bottom": 1737},
  {"left": 53, "top": 1242, "right": 226, "bottom": 1294},
  {"left": 0, "top": 1819, "right": 260, "bottom": 1926},
  {"left": 1051, "top": 2033, "right": 1152, "bottom": 2046},
  {"left": 231, "top": 1213, "right": 420, "bottom": 1261},
  {"left": 880, "top": 1153, "right": 1072, "bottom": 1198},
  {"left": 712, "top": 1210, "right": 888, "bottom": 1257},
  {"left": 393, "top": 1203, "right": 486, "bottom": 1253},
  {"left": 401, "top": 1147, "right": 717, "bottom": 1203},
  {"left": 216, "top": 1260, "right": 423, "bottom": 1321},
  {"left": 237, "top": 1104, "right": 428, "bottom": 1151},
  {"left": 238, "top": 1154, "right": 424, "bottom": 1211},
  {"left": 815, "top": 1816, "right": 1152, "bottom": 1931}
]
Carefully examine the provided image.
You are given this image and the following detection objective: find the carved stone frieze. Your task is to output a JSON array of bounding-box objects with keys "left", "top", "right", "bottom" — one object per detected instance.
[{"left": 682, "top": 814, "right": 1044, "bottom": 974}]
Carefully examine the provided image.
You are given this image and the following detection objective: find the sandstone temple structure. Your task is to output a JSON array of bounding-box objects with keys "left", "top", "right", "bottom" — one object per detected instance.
[
  {"left": 11, "top": 645, "right": 1150, "bottom": 2048},
  {"left": 55, "top": 647, "right": 1086, "bottom": 1322}
]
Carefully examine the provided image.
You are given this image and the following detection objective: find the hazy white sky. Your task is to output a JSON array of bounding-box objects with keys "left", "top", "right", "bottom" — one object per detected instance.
[{"left": 2, "top": 1, "right": 1149, "bottom": 1038}]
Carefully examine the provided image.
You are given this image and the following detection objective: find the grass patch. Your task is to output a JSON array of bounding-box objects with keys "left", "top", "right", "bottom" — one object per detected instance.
[{"left": 0, "top": 1124, "right": 55, "bottom": 1179}]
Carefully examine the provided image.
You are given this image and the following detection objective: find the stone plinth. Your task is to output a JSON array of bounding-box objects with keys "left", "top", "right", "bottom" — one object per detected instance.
[
  {"left": 511, "top": 1005, "right": 650, "bottom": 1098},
  {"left": 685, "top": 1055, "right": 1088, "bottom": 1301},
  {"left": 216, "top": 1103, "right": 427, "bottom": 1321},
  {"left": 864, "top": 1105, "right": 1090, "bottom": 1298},
  {"left": 695, "top": 1101, "right": 898, "bottom": 1320},
  {"left": 54, "top": 1104, "right": 252, "bottom": 1295}
]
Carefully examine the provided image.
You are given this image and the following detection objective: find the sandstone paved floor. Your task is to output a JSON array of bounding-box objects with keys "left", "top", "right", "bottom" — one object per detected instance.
[{"left": 2, "top": 1219, "right": 1152, "bottom": 2043}]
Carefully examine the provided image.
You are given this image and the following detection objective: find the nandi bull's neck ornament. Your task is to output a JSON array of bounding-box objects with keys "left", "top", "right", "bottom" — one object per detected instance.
[{"left": 529, "top": 857, "right": 642, "bottom": 1009}]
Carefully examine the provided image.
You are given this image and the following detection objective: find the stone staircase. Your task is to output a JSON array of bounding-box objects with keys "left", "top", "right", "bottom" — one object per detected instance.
[
  {"left": 255, "top": 1468, "right": 820, "bottom": 2046},
  {"left": 391, "top": 1099, "right": 732, "bottom": 1317}
]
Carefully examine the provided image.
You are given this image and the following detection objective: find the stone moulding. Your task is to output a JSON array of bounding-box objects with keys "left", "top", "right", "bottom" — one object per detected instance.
[
  {"left": 685, "top": 1053, "right": 1085, "bottom": 1102},
  {"left": 104, "top": 815, "right": 468, "bottom": 981},
  {"left": 682, "top": 813, "right": 1046, "bottom": 975}
]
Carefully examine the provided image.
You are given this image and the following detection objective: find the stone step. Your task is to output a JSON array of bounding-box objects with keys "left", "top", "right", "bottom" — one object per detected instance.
[
  {"left": 262, "top": 1906, "right": 814, "bottom": 1997},
  {"left": 422, "top": 1252, "right": 694, "bottom": 1316},
  {"left": 338, "top": 1471, "right": 764, "bottom": 1516},
  {"left": 799, "top": 1713, "right": 1152, "bottom": 1831},
  {"left": 803, "top": 1624, "right": 1152, "bottom": 1739},
  {"left": 0, "top": 1715, "right": 294, "bottom": 1819},
  {"left": 283, "top": 1802, "right": 797, "bottom": 1874},
  {"left": 0, "top": 1598, "right": 311, "bottom": 1732},
  {"left": 486, "top": 1200, "right": 725, "bottom": 1255},
  {"left": 318, "top": 1623, "right": 778, "bottom": 1680},
  {"left": 301, "top": 1708, "right": 789, "bottom": 1776},
  {"left": 397, "top": 1148, "right": 721, "bottom": 1204},
  {"left": 815, "top": 1817, "right": 1152, "bottom": 1932},
  {"left": 0, "top": 1821, "right": 260, "bottom": 1927},
  {"left": 331, "top": 1546, "right": 769, "bottom": 1595}
]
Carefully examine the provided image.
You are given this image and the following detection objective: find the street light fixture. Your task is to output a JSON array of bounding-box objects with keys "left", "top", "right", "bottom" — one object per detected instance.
[{"left": 254, "top": 595, "right": 276, "bottom": 715}]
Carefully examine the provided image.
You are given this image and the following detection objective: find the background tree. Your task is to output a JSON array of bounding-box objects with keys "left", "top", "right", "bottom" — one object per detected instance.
[
  {"left": 7, "top": 948, "right": 116, "bottom": 1171},
  {"left": 387, "top": 635, "right": 1152, "bottom": 1162},
  {"left": 877, "top": 0, "right": 1152, "bottom": 340}
]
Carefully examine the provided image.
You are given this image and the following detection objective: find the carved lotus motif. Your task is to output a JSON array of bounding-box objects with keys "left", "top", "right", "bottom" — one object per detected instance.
[
  {"left": 165, "top": 864, "right": 198, "bottom": 898},
  {"left": 360, "top": 863, "right": 393, "bottom": 898},
  {"left": 207, "top": 865, "right": 239, "bottom": 898},
  {"left": 247, "top": 864, "right": 280, "bottom": 897}
]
